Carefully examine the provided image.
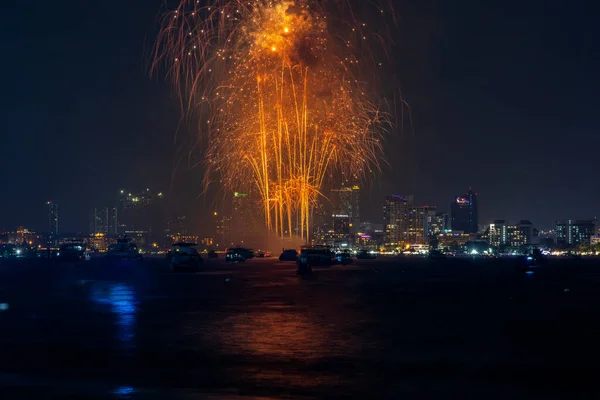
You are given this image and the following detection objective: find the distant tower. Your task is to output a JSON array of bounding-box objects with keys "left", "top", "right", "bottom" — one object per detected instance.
[
  {"left": 213, "top": 211, "right": 231, "bottom": 248},
  {"left": 231, "top": 191, "right": 261, "bottom": 246},
  {"left": 450, "top": 189, "right": 478, "bottom": 234},
  {"left": 109, "top": 206, "right": 118, "bottom": 235},
  {"left": 331, "top": 183, "right": 361, "bottom": 236},
  {"left": 46, "top": 201, "right": 59, "bottom": 245}
]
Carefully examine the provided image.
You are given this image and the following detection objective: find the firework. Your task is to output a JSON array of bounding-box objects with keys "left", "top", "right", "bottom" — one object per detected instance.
[{"left": 154, "top": 0, "right": 390, "bottom": 241}]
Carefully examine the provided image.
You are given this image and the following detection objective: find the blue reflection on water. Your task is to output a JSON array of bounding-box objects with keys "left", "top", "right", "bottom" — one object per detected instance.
[
  {"left": 90, "top": 283, "right": 137, "bottom": 349},
  {"left": 112, "top": 385, "right": 135, "bottom": 399}
]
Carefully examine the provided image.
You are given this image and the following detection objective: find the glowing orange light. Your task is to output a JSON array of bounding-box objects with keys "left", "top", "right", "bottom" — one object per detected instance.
[{"left": 154, "top": 0, "right": 388, "bottom": 242}]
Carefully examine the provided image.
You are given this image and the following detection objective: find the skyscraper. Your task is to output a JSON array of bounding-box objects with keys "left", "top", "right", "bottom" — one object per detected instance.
[
  {"left": 331, "top": 184, "right": 360, "bottom": 235},
  {"left": 46, "top": 201, "right": 59, "bottom": 246},
  {"left": 430, "top": 212, "right": 449, "bottom": 235},
  {"left": 406, "top": 206, "right": 437, "bottom": 244},
  {"left": 90, "top": 207, "right": 119, "bottom": 236},
  {"left": 89, "top": 207, "right": 108, "bottom": 235},
  {"left": 119, "top": 189, "right": 164, "bottom": 234},
  {"left": 231, "top": 191, "right": 262, "bottom": 246},
  {"left": 450, "top": 189, "right": 478, "bottom": 233},
  {"left": 382, "top": 195, "right": 414, "bottom": 246},
  {"left": 108, "top": 206, "right": 118, "bottom": 235},
  {"left": 310, "top": 201, "right": 330, "bottom": 244},
  {"left": 213, "top": 211, "right": 232, "bottom": 247}
]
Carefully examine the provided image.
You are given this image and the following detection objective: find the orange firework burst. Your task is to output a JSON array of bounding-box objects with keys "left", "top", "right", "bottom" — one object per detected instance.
[{"left": 154, "top": 0, "right": 391, "bottom": 241}]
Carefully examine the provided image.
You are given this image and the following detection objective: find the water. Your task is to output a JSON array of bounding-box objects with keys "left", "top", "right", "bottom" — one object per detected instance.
[{"left": 0, "top": 256, "right": 599, "bottom": 398}]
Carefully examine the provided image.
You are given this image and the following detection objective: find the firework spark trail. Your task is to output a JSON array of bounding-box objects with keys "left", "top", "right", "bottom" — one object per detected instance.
[{"left": 154, "top": 0, "right": 391, "bottom": 241}]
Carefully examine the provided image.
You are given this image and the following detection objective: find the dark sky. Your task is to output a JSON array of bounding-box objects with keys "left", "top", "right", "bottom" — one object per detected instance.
[{"left": 1, "top": 0, "right": 599, "bottom": 233}]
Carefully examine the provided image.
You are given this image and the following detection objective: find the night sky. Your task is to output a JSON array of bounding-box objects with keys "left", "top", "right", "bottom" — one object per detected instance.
[{"left": 2, "top": 0, "right": 598, "bottom": 233}]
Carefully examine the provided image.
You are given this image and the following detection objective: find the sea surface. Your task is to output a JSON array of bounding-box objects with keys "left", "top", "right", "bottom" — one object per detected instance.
[{"left": 0, "top": 255, "right": 599, "bottom": 399}]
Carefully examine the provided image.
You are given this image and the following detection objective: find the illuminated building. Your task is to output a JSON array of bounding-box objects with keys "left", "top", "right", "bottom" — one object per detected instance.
[
  {"left": 166, "top": 216, "right": 189, "bottom": 236},
  {"left": 357, "top": 222, "right": 384, "bottom": 247},
  {"left": 201, "top": 237, "right": 214, "bottom": 247},
  {"left": 356, "top": 222, "right": 384, "bottom": 249},
  {"left": 437, "top": 232, "right": 475, "bottom": 248},
  {"left": 555, "top": 220, "right": 596, "bottom": 247},
  {"left": 382, "top": 195, "right": 414, "bottom": 246},
  {"left": 212, "top": 211, "right": 231, "bottom": 248},
  {"left": 406, "top": 207, "right": 426, "bottom": 244},
  {"left": 516, "top": 220, "right": 539, "bottom": 245},
  {"left": 488, "top": 220, "right": 507, "bottom": 247},
  {"left": 356, "top": 234, "right": 379, "bottom": 249},
  {"left": 231, "top": 191, "right": 262, "bottom": 246},
  {"left": 89, "top": 207, "right": 109, "bottom": 235},
  {"left": 489, "top": 220, "right": 540, "bottom": 247},
  {"left": 331, "top": 184, "right": 360, "bottom": 235},
  {"left": 332, "top": 213, "right": 351, "bottom": 237},
  {"left": 172, "top": 234, "right": 199, "bottom": 244},
  {"left": 125, "top": 231, "right": 148, "bottom": 246},
  {"left": 89, "top": 233, "right": 108, "bottom": 252},
  {"left": 310, "top": 201, "right": 331, "bottom": 244},
  {"left": 119, "top": 189, "right": 164, "bottom": 235},
  {"left": 46, "top": 201, "right": 59, "bottom": 246},
  {"left": 429, "top": 212, "right": 449, "bottom": 236},
  {"left": 323, "top": 229, "right": 352, "bottom": 248},
  {"left": 450, "top": 189, "right": 478, "bottom": 234},
  {"left": 87, "top": 207, "right": 116, "bottom": 239},
  {"left": 8, "top": 227, "right": 40, "bottom": 247},
  {"left": 406, "top": 206, "right": 437, "bottom": 244}
]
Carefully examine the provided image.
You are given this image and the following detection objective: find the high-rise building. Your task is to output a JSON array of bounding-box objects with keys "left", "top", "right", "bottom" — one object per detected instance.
[
  {"left": 331, "top": 184, "right": 360, "bottom": 235},
  {"left": 406, "top": 206, "right": 438, "bottom": 244},
  {"left": 119, "top": 189, "right": 164, "bottom": 235},
  {"left": 89, "top": 207, "right": 108, "bottom": 235},
  {"left": 310, "top": 201, "right": 331, "bottom": 244},
  {"left": 90, "top": 207, "right": 119, "bottom": 236},
  {"left": 555, "top": 220, "right": 596, "bottom": 247},
  {"left": 429, "top": 212, "right": 449, "bottom": 236},
  {"left": 407, "top": 207, "right": 424, "bottom": 244},
  {"left": 46, "top": 201, "right": 59, "bottom": 245},
  {"left": 489, "top": 220, "right": 508, "bottom": 247},
  {"left": 231, "top": 191, "right": 262, "bottom": 246},
  {"left": 382, "top": 195, "right": 414, "bottom": 246},
  {"left": 166, "top": 216, "right": 189, "bottom": 237},
  {"left": 108, "top": 206, "right": 118, "bottom": 235},
  {"left": 450, "top": 189, "right": 478, "bottom": 233},
  {"left": 213, "top": 211, "right": 232, "bottom": 248}
]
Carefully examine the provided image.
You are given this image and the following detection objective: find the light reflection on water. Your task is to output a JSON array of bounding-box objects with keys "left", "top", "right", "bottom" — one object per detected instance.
[
  {"left": 186, "top": 308, "right": 365, "bottom": 390},
  {"left": 112, "top": 385, "right": 135, "bottom": 399},
  {"left": 90, "top": 282, "right": 137, "bottom": 349},
  {"left": 197, "top": 309, "right": 362, "bottom": 361}
]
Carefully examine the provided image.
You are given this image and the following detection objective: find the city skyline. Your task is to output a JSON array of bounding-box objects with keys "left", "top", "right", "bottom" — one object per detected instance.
[
  {"left": 1, "top": 185, "right": 597, "bottom": 235},
  {"left": 1, "top": 183, "right": 599, "bottom": 253}
]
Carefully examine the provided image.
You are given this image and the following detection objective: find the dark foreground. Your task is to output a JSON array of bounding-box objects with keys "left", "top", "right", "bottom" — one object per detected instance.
[{"left": 0, "top": 256, "right": 599, "bottom": 399}]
